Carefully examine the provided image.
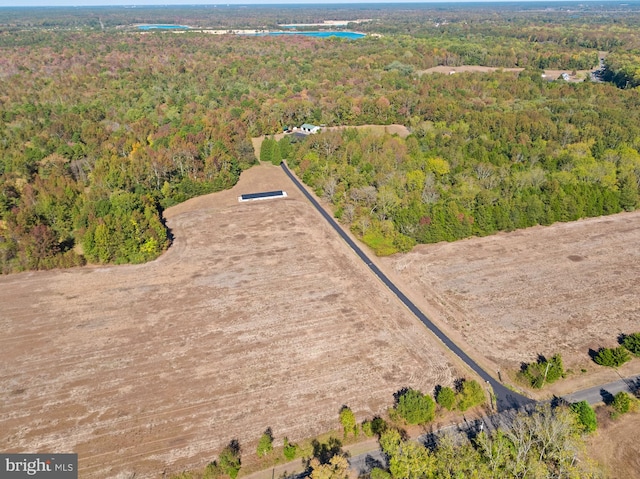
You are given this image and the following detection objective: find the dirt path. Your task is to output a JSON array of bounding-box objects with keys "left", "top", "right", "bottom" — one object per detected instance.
[{"left": 417, "top": 65, "right": 591, "bottom": 82}]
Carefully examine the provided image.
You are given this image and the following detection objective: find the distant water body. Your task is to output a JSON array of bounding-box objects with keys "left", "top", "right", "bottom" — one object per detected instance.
[{"left": 138, "top": 25, "right": 191, "bottom": 30}]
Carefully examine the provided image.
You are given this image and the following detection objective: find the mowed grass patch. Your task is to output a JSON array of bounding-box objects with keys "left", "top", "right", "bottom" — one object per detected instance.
[{"left": 362, "top": 231, "right": 398, "bottom": 256}]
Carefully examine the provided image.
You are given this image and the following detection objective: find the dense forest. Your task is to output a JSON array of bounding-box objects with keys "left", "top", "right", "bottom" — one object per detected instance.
[
  {"left": 283, "top": 73, "right": 640, "bottom": 254},
  {"left": 1, "top": 4, "right": 640, "bottom": 271}
]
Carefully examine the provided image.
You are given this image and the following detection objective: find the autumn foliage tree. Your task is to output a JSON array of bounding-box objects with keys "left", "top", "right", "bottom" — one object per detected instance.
[
  {"left": 339, "top": 406, "right": 357, "bottom": 438},
  {"left": 3, "top": 6, "right": 640, "bottom": 273}
]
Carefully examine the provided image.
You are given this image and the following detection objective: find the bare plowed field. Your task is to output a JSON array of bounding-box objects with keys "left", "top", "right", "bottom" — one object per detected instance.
[
  {"left": 0, "top": 164, "right": 457, "bottom": 478},
  {"left": 381, "top": 213, "right": 640, "bottom": 396}
]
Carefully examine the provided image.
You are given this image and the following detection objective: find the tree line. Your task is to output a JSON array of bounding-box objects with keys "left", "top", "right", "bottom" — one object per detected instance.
[
  {"left": 285, "top": 86, "right": 640, "bottom": 255},
  {"left": 171, "top": 380, "right": 640, "bottom": 479}
]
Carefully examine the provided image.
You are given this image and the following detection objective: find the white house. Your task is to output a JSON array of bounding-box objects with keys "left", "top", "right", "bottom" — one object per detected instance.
[{"left": 300, "top": 123, "right": 320, "bottom": 134}]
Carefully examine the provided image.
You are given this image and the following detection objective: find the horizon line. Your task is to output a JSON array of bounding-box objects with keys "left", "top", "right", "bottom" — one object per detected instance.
[{"left": 0, "top": 0, "right": 630, "bottom": 7}]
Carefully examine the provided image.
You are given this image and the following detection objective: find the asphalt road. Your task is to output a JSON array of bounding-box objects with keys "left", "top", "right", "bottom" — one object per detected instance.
[
  {"left": 281, "top": 162, "right": 534, "bottom": 412},
  {"left": 562, "top": 374, "right": 640, "bottom": 405},
  {"left": 250, "top": 164, "right": 640, "bottom": 477},
  {"left": 280, "top": 162, "right": 640, "bottom": 475},
  {"left": 347, "top": 374, "right": 640, "bottom": 475}
]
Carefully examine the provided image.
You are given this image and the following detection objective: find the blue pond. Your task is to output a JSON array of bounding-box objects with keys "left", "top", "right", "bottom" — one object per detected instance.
[
  {"left": 258, "top": 31, "right": 365, "bottom": 39},
  {"left": 138, "top": 24, "right": 191, "bottom": 30}
]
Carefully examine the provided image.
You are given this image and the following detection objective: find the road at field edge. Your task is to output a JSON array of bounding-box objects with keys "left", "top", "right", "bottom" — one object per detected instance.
[
  {"left": 280, "top": 161, "right": 534, "bottom": 413},
  {"left": 241, "top": 374, "right": 640, "bottom": 479}
]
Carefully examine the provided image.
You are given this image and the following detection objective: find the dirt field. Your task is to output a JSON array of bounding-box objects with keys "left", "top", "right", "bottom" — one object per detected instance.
[
  {"left": 587, "top": 408, "right": 640, "bottom": 479},
  {"left": 417, "top": 65, "right": 590, "bottom": 82},
  {"left": 0, "top": 164, "right": 457, "bottom": 478},
  {"left": 381, "top": 213, "right": 640, "bottom": 397}
]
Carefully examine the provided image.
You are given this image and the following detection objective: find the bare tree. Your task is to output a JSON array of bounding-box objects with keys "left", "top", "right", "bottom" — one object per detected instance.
[
  {"left": 323, "top": 177, "right": 338, "bottom": 201},
  {"left": 421, "top": 173, "right": 440, "bottom": 204}
]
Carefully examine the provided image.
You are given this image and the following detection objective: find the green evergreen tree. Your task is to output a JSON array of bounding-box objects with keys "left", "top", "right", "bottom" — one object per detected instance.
[
  {"left": 611, "top": 391, "right": 631, "bottom": 415},
  {"left": 278, "top": 137, "right": 293, "bottom": 160},
  {"left": 457, "top": 380, "right": 486, "bottom": 411},
  {"left": 619, "top": 173, "right": 639, "bottom": 211},
  {"left": 219, "top": 440, "right": 241, "bottom": 479},
  {"left": 594, "top": 346, "right": 631, "bottom": 367},
  {"left": 283, "top": 437, "right": 297, "bottom": 461},
  {"left": 435, "top": 386, "right": 456, "bottom": 411},
  {"left": 339, "top": 406, "right": 357, "bottom": 438},
  {"left": 260, "top": 138, "right": 275, "bottom": 163},
  {"left": 570, "top": 401, "right": 597, "bottom": 432},
  {"left": 271, "top": 141, "right": 282, "bottom": 165},
  {"left": 622, "top": 332, "right": 640, "bottom": 356}
]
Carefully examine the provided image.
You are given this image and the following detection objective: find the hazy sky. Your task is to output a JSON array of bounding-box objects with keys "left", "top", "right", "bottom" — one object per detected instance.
[
  {"left": 0, "top": 0, "right": 579, "bottom": 7},
  {"left": 0, "top": 0, "right": 388, "bottom": 5}
]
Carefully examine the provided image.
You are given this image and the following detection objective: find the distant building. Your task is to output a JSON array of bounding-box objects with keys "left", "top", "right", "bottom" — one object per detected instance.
[
  {"left": 238, "top": 190, "right": 287, "bottom": 202},
  {"left": 300, "top": 123, "right": 320, "bottom": 134}
]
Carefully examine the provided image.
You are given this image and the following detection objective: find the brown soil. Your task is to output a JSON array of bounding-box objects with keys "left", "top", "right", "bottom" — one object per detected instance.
[
  {"left": 0, "top": 163, "right": 457, "bottom": 478},
  {"left": 587, "top": 408, "right": 640, "bottom": 478},
  {"left": 380, "top": 213, "right": 640, "bottom": 399}
]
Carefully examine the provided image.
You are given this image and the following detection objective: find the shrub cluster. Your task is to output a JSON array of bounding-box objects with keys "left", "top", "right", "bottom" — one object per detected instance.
[
  {"left": 621, "top": 332, "right": 640, "bottom": 357},
  {"left": 256, "top": 429, "right": 273, "bottom": 457},
  {"left": 436, "top": 380, "right": 486, "bottom": 411},
  {"left": 339, "top": 406, "right": 358, "bottom": 438},
  {"left": 593, "top": 346, "right": 631, "bottom": 368},
  {"left": 361, "top": 417, "right": 387, "bottom": 438},
  {"left": 435, "top": 387, "right": 456, "bottom": 411},
  {"left": 392, "top": 379, "right": 486, "bottom": 426},
  {"left": 592, "top": 331, "right": 640, "bottom": 367},
  {"left": 190, "top": 440, "right": 242, "bottom": 479},
  {"left": 395, "top": 388, "right": 436, "bottom": 425},
  {"left": 456, "top": 380, "right": 486, "bottom": 411},
  {"left": 283, "top": 437, "right": 297, "bottom": 461},
  {"left": 611, "top": 391, "right": 632, "bottom": 415},
  {"left": 519, "top": 354, "right": 565, "bottom": 388}
]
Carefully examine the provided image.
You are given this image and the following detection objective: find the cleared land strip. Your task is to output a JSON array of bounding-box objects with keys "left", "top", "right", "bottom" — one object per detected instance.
[{"left": 417, "top": 65, "right": 591, "bottom": 82}]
